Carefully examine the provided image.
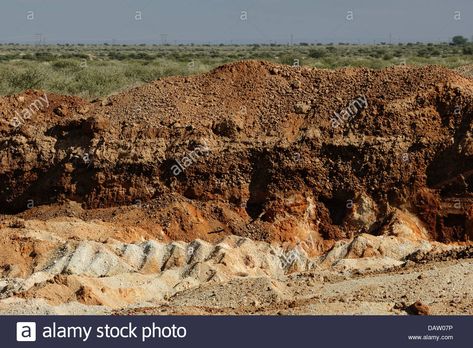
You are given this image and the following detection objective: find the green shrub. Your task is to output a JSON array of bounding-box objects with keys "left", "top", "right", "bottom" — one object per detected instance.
[
  {"left": 7, "top": 66, "right": 46, "bottom": 91},
  {"left": 308, "top": 48, "right": 327, "bottom": 58},
  {"left": 52, "top": 59, "right": 80, "bottom": 69},
  {"left": 463, "top": 46, "right": 473, "bottom": 55}
]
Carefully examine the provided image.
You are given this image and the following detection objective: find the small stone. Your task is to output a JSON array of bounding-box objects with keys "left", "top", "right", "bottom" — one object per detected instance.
[
  {"left": 291, "top": 80, "right": 302, "bottom": 89},
  {"left": 295, "top": 102, "right": 310, "bottom": 114},
  {"left": 403, "top": 260, "right": 415, "bottom": 268},
  {"left": 53, "top": 106, "right": 66, "bottom": 117},
  {"left": 406, "top": 301, "right": 430, "bottom": 315},
  {"left": 100, "top": 98, "right": 112, "bottom": 106},
  {"left": 64, "top": 162, "right": 74, "bottom": 173},
  {"left": 77, "top": 105, "right": 90, "bottom": 115},
  {"left": 393, "top": 301, "right": 406, "bottom": 310}
]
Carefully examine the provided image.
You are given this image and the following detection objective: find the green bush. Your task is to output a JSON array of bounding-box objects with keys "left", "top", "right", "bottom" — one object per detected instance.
[
  {"left": 7, "top": 66, "right": 46, "bottom": 91},
  {"left": 463, "top": 46, "right": 473, "bottom": 55},
  {"left": 52, "top": 59, "right": 80, "bottom": 69},
  {"left": 308, "top": 48, "right": 327, "bottom": 58}
]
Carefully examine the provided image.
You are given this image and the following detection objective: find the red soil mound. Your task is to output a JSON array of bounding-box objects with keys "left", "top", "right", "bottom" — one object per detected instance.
[{"left": 1, "top": 61, "right": 473, "bottom": 247}]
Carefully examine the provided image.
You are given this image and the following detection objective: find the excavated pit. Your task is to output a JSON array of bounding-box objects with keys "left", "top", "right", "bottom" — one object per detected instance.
[{"left": 1, "top": 61, "right": 473, "bottom": 248}]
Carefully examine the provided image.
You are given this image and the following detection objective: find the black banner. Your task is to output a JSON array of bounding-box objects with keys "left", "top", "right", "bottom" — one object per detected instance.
[{"left": 5, "top": 316, "right": 471, "bottom": 347}]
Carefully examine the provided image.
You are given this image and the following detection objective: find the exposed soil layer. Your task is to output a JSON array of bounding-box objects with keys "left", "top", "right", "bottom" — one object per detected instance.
[{"left": 1, "top": 61, "right": 473, "bottom": 250}]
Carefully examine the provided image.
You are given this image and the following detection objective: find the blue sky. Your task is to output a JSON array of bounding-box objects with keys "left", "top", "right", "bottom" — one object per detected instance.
[{"left": 0, "top": 0, "right": 472, "bottom": 44}]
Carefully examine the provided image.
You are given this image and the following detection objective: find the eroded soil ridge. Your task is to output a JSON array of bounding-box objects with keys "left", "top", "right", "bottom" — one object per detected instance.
[{"left": 1, "top": 61, "right": 473, "bottom": 248}]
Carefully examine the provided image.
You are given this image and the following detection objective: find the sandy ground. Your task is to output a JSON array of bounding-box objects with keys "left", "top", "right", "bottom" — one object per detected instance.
[
  {"left": 152, "top": 259, "right": 473, "bottom": 315},
  {"left": 0, "top": 215, "right": 471, "bottom": 315}
]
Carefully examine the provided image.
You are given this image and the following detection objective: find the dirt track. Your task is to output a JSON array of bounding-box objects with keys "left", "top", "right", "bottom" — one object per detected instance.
[{"left": 0, "top": 61, "right": 472, "bottom": 314}]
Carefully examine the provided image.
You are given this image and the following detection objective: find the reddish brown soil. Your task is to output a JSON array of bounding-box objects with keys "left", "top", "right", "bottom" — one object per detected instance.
[{"left": 1, "top": 61, "right": 473, "bottom": 250}]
